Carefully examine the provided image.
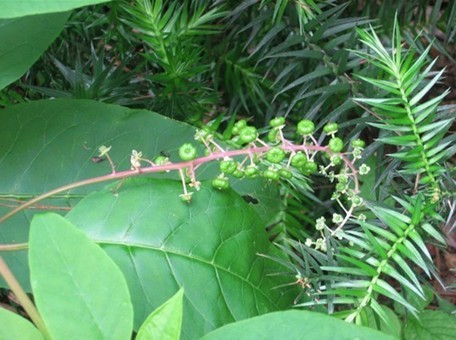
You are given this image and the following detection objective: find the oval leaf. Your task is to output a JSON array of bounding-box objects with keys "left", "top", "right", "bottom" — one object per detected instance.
[
  {"left": 0, "top": 307, "right": 44, "bottom": 340},
  {"left": 201, "top": 310, "right": 394, "bottom": 339},
  {"left": 137, "top": 288, "right": 184, "bottom": 340},
  {"left": 29, "top": 213, "right": 133, "bottom": 339},
  {"left": 0, "top": 0, "right": 110, "bottom": 18},
  {"left": 0, "top": 13, "right": 69, "bottom": 90},
  {"left": 66, "top": 178, "right": 294, "bottom": 339},
  {"left": 404, "top": 310, "right": 456, "bottom": 340},
  {"left": 0, "top": 99, "right": 280, "bottom": 290}
]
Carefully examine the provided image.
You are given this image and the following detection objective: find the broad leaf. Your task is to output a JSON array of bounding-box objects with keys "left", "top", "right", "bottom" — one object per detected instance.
[
  {"left": 404, "top": 310, "right": 456, "bottom": 340},
  {"left": 0, "top": 99, "right": 280, "bottom": 290},
  {"left": 136, "top": 288, "right": 184, "bottom": 340},
  {"left": 201, "top": 310, "right": 394, "bottom": 339},
  {"left": 0, "top": 307, "right": 44, "bottom": 340},
  {"left": 66, "top": 178, "right": 294, "bottom": 339},
  {"left": 0, "top": 13, "right": 69, "bottom": 90},
  {"left": 0, "top": 0, "right": 110, "bottom": 18},
  {"left": 29, "top": 213, "right": 133, "bottom": 339}
]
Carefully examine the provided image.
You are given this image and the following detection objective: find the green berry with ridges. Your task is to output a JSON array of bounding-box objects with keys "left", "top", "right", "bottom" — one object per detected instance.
[
  {"left": 352, "top": 139, "right": 365, "bottom": 148},
  {"left": 331, "top": 155, "right": 342, "bottom": 165},
  {"left": 154, "top": 155, "right": 168, "bottom": 165},
  {"left": 232, "top": 169, "right": 244, "bottom": 178},
  {"left": 297, "top": 119, "right": 315, "bottom": 135},
  {"left": 323, "top": 122, "right": 338, "bottom": 134},
  {"left": 268, "top": 128, "right": 279, "bottom": 143},
  {"left": 212, "top": 177, "right": 230, "bottom": 190},
  {"left": 266, "top": 147, "right": 286, "bottom": 163},
  {"left": 220, "top": 160, "right": 237, "bottom": 174},
  {"left": 179, "top": 143, "right": 197, "bottom": 161},
  {"left": 328, "top": 137, "right": 344, "bottom": 153},
  {"left": 278, "top": 168, "right": 293, "bottom": 179},
  {"left": 302, "top": 161, "right": 317, "bottom": 174},
  {"left": 291, "top": 152, "right": 307, "bottom": 168},
  {"left": 263, "top": 169, "right": 279, "bottom": 181},
  {"left": 269, "top": 117, "right": 285, "bottom": 128},
  {"left": 244, "top": 165, "right": 259, "bottom": 178},
  {"left": 232, "top": 120, "right": 247, "bottom": 135},
  {"left": 239, "top": 126, "right": 258, "bottom": 144}
]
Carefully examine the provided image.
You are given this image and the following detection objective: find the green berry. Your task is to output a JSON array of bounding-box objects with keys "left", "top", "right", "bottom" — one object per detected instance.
[
  {"left": 323, "top": 122, "right": 338, "bottom": 135},
  {"left": 263, "top": 169, "right": 279, "bottom": 181},
  {"left": 331, "top": 155, "right": 342, "bottom": 165},
  {"left": 244, "top": 165, "right": 259, "bottom": 178},
  {"left": 269, "top": 117, "right": 285, "bottom": 128},
  {"left": 268, "top": 128, "right": 279, "bottom": 143},
  {"left": 232, "top": 120, "right": 247, "bottom": 136},
  {"left": 179, "top": 143, "right": 197, "bottom": 161},
  {"left": 220, "top": 160, "right": 237, "bottom": 174},
  {"left": 154, "top": 155, "right": 168, "bottom": 165},
  {"left": 266, "top": 147, "right": 286, "bottom": 164},
  {"left": 328, "top": 137, "right": 344, "bottom": 153},
  {"left": 352, "top": 139, "right": 366, "bottom": 148},
  {"left": 278, "top": 168, "right": 293, "bottom": 179},
  {"left": 232, "top": 169, "right": 244, "bottom": 178},
  {"left": 297, "top": 119, "right": 315, "bottom": 135},
  {"left": 212, "top": 177, "right": 230, "bottom": 190},
  {"left": 302, "top": 161, "right": 317, "bottom": 175},
  {"left": 291, "top": 152, "right": 307, "bottom": 168},
  {"left": 239, "top": 126, "right": 258, "bottom": 144}
]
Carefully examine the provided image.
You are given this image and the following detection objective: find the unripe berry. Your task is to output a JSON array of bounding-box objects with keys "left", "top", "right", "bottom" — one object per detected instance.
[
  {"left": 278, "top": 168, "right": 293, "bottom": 179},
  {"left": 179, "top": 143, "right": 197, "bottom": 161},
  {"left": 297, "top": 119, "right": 315, "bottom": 135},
  {"left": 291, "top": 152, "right": 307, "bottom": 168},
  {"left": 239, "top": 126, "right": 258, "bottom": 144},
  {"left": 352, "top": 139, "right": 366, "bottom": 148},
  {"left": 269, "top": 117, "right": 285, "bottom": 128},
  {"left": 212, "top": 177, "right": 230, "bottom": 190},
  {"left": 263, "top": 169, "right": 279, "bottom": 181},
  {"left": 328, "top": 137, "right": 344, "bottom": 153},
  {"left": 302, "top": 161, "right": 317, "bottom": 175},
  {"left": 323, "top": 122, "right": 338, "bottom": 134},
  {"left": 266, "top": 147, "right": 286, "bottom": 164}
]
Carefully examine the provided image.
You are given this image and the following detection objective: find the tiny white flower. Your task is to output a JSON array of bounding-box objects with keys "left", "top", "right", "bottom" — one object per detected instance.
[
  {"left": 359, "top": 164, "right": 371, "bottom": 175},
  {"left": 332, "top": 213, "right": 343, "bottom": 224}
]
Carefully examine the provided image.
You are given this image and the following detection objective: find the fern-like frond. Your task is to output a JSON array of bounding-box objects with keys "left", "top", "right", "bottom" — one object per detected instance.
[
  {"left": 297, "top": 195, "right": 445, "bottom": 325},
  {"left": 353, "top": 19, "right": 454, "bottom": 204}
]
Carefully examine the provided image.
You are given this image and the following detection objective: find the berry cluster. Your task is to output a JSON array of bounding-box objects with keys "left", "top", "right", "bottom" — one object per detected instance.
[{"left": 118, "top": 117, "right": 370, "bottom": 248}]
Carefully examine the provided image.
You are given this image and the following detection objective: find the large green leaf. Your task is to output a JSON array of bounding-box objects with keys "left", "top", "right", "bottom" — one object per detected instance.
[
  {"left": 0, "top": 0, "right": 110, "bottom": 18},
  {"left": 65, "top": 178, "right": 294, "bottom": 339},
  {"left": 0, "top": 99, "right": 280, "bottom": 289},
  {"left": 136, "top": 288, "right": 184, "bottom": 340},
  {"left": 404, "top": 310, "right": 456, "bottom": 340},
  {"left": 0, "top": 13, "right": 69, "bottom": 90},
  {"left": 0, "top": 307, "right": 44, "bottom": 340},
  {"left": 29, "top": 213, "right": 133, "bottom": 339},
  {"left": 201, "top": 310, "right": 394, "bottom": 339}
]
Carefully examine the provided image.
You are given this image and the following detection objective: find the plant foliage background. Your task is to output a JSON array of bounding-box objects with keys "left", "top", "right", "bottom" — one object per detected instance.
[{"left": 0, "top": 0, "right": 455, "bottom": 339}]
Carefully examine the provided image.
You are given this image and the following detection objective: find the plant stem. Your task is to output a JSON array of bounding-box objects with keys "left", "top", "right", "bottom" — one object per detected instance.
[
  {"left": 0, "top": 256, "right": 51, "bottom": 339},
  {"left": 0, "top": 144, "right": 359, "bottom": 226}
]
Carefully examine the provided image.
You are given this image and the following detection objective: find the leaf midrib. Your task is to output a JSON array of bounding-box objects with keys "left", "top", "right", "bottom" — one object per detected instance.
[{"left": 94, "top": 238, "right": 279, "bottom": 310}]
